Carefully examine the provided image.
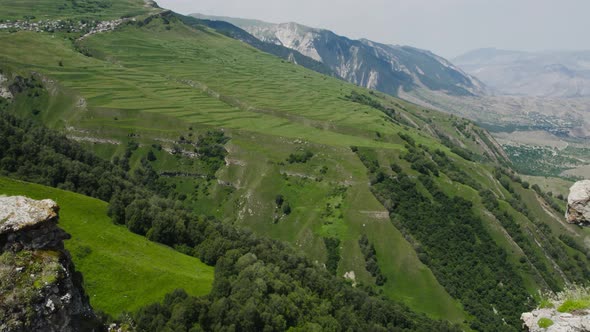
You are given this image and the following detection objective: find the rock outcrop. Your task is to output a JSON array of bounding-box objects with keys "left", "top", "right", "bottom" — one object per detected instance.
[
  {"left": 0, "top": 73, "right": 13, "bottom": 99},
  {"left": 521, "top": 309, "right": 590, "bottom": 332},
  {"left": 0, "top": 196, "right": 100, "bottom": 332},
  {"left": 521, "top": 181, "right": 590, "bottom": 330},
  {"left": 566, "top": 180, "right": 590, "bottom": 225}
]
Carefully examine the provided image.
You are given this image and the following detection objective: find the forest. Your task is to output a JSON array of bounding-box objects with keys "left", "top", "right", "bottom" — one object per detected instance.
[
  {"left": 0, "top": 109, "right": 460, "bottom": 331},
  {"left": 355, "top": 146, "right": 531, "bottom": 331}
]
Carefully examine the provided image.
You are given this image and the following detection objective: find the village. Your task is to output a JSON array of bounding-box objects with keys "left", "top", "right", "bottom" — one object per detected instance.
[{"left": 0, "top": 17, "right": 132, "bottom": 38}]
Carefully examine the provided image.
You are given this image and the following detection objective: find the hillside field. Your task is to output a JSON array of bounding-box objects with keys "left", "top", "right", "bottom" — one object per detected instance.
[{"left": 0, "top": 177, "right": 214, "bottom": 316}]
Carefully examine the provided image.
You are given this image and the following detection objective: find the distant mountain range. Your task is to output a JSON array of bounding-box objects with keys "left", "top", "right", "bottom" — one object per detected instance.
[
  {"left": 190, "top": 13, "right": 486, "bottom": 97},
  {"left": 453, "top": 48, "right": 590, "bottom": 98}
]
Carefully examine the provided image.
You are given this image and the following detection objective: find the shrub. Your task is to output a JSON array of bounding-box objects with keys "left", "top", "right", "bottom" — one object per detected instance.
[
  {"left": 287, "top": 150, "right": 314, "bottom": 164},
  {"left": 282, "top": 202, "right": 292, "bottom": 215}
]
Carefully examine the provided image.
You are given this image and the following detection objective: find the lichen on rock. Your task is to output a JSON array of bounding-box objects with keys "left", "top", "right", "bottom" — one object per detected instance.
[
  {"left": 0, "top": 196, "right": 59, "bottom": 233},
  {"left": 0, "top": 196, "right": 100, "bottom": 332}
]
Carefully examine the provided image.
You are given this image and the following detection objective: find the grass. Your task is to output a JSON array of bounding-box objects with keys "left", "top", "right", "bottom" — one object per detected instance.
[
  {"left": 1, "top": 3, "right": 587, "bottom": 326},
  {"left": 558, "top": 299, "right": 590, "bottom": 313},
  {"left": 215, "top": 134, "right": 468, "bottom": 322},
  {"left": 537, "top": 284, "right": 590, "bottom": 316},
  {"left": 538, "top": 317, "right": 554, "bottom": 328},
  {"left": 553, "top": 286, "right": 590, "bottom": 313},
  {"left": 0, "top": 0, "right": 155, "bottom": 21},
  {"left": 521, "top": 175, "right": 572, "bottom": 199},
  {"left": 0, "top": 177, "right": 214, "bottom": 317}
]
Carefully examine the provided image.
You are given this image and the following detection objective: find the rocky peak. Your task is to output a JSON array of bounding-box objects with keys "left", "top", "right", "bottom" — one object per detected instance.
[
  {"left": 566, "top": 180, "right": 590, "bottom": 225},
  {"left": 0, "top": 196, "right": 100, "bottom": 332}
]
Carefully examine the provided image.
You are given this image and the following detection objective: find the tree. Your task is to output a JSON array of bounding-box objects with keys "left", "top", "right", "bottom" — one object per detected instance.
[
  {"left": 147, "top": 150, "right": 157, "bottom": 161},
  {"left": 282, "top": 202, "right": 291, "bottom": 215},
  {"left": 275, "top": 194, "right": 284, "bottom": 207}
]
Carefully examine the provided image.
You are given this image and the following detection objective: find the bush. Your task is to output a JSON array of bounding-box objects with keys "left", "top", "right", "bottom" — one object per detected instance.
[
  {"left": 146, "top": 150, "right": 157, "bottom": 161},
  {"left": 287, "top": 150, "right": 314, "bottom": 164},
  {"left": 282, "top": 202, "right": 292, "bottom": 215},
  {"left": 275, "top": 194, "right": 284, "bottom": 207}
]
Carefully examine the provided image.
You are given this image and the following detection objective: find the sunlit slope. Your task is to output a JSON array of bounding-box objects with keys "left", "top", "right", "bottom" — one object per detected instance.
[
  {"left": 0, "top": 16, "right": 468, "bottom": 321},
  {"left": 0, "top": 24, "right": 403, "bottom": 148},
  {"left": 0, "top": 177, "right": 214, "bottom": 316},
  {"left": 1, "top": 9, "right": 588, "bottom": 327},
  {"left": 0, "top": 0, "right": 155, "bottom": 21}
]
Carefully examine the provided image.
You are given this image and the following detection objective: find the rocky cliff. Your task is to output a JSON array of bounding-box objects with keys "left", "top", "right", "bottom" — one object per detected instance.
[
  {"left": 190, "top": 14, "right": 487, "bottom": 97},
  {"left": 0, "top": 196, "right": 100, "bottom": 332},
  {"left": 521, "top": 308, "right": 590, "bottom": 332},
  {"left": 566, "top": 180, "right": 590, "bottom": 225}
]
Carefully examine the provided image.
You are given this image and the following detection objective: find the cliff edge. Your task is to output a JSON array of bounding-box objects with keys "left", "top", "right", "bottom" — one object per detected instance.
[
  {"left": 0, "top": 196, "right": 100, "bottom": 332},
  {"left": 566, "top": 180, "right": 590, "bottom": 225}
]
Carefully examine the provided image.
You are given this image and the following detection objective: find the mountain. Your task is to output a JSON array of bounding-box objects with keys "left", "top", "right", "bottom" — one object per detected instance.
[
  {"left": 1, "top": 1, "right": 589, "bottom": 330},
  {"left": 176, "top": 14, "right": 338, "bottom": 77},
  {"left": 453, "top": 48, "right": 590, "bottom": 97},
  {"left": 192, "top": 13, "right": 486, "bottom": 97}
]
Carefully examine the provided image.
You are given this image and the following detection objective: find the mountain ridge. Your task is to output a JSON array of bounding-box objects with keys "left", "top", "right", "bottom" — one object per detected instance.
[
  {"left": 191, "top": 13, "right": 487, "bottom": 97},
  {"left": 1, "top": 2, "right": 589, "bottom": 330},
  {"left": 453, "top": 48, "right": 590, "bottom": 97}
]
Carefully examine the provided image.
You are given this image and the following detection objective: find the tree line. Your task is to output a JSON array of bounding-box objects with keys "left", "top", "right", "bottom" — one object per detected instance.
[{"left": 0, "top": 107, "right": 459, "bottom": 331}]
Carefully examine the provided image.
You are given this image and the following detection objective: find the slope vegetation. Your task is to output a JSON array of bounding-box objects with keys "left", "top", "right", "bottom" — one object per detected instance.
[
  {"left": 0, "top": 0, "right": 157, "bottom": 21},
  {"left": 0, "top": 177, "right": 214, "bottom": 316},
  {"left": 192, "top": 13, "right": 486, "bottom": 96},
  {"left": 0, "top": 3, "right": 589, "bottom": 330}
]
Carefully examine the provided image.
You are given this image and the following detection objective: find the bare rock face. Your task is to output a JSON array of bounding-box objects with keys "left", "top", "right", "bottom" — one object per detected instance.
[
  {"left": 0, "top": 196, "right": 59, "bottom": 233},
  {"left": 566, "top": 180, "right": 590, "bottom": 225},
  {"left": 0, "top": 196, "right": 70, "bottom": 252},
  {"left": 0, "top": 196, "right": 100, "bottom": 332}
]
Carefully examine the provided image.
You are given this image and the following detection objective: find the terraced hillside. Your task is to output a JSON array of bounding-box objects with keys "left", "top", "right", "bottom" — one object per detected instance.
[
  {"left": 0, "top": 0, "right": 159, "bottom": 21},
  {"left": 0, "top": 2, "right": 589, "bottom": 330}
]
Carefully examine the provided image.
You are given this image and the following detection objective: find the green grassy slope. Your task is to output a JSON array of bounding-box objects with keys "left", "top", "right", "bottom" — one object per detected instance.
[
  {"left": 0, "top": 18, "right": 467, "bottom": 321},
  {"left": 0, "top": 0, "right": 155, "bottom": 21},
  {"left": 1, "top": 3, "right": 588, "bottom": 328},
  {"left": 0, "top": 177, "right": 214, "bottom": 316}
]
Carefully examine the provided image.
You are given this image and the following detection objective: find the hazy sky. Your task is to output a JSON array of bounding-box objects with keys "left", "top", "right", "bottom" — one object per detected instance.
[{"left": 157, "top": 0, "right": 589, "bottom": 58}]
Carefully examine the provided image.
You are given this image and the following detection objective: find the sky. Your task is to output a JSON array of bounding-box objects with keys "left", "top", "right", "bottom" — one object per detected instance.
[{"left": 156, "top": 0, "right": 589, "bottom": 59}]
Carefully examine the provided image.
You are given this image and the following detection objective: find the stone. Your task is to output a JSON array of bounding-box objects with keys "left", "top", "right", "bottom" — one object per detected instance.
[
  {"left": 521, "top": 308, "right": 590, "bottom": 331},
  {"left": 566, "top": 180, "right": 590, "bottom": 225},
  {"left": 0, "top": 196, "right": 100, "bottom": 331},
  {"left": 0, "top": 196, "right": 59, "bottom": 234}
]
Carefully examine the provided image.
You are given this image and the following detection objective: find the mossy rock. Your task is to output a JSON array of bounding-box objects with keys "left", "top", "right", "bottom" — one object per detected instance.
[{"left": 537, "top": 317, "right": 554, "bottom": 328}]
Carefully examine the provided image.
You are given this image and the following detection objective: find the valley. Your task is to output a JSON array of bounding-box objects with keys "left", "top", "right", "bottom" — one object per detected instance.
[
  {"left": 0, "top": 0, "right": 588, "bottom": 331},
  {"left": 191, "top": 13, "right": 590, "bottom": 181}
]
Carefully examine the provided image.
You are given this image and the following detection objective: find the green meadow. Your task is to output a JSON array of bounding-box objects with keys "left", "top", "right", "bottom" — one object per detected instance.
[
  {"left": 0, "top": 4, "right": 588, "bottom": 327},
  {"left": 0, "top": 0, "right": 154, "bottom": 21},
  {"left": 0, "top": 177, "right": 214, "bottom": 316}
]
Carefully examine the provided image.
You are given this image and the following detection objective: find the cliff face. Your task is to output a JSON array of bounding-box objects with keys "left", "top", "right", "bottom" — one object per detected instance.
[
  {"left": 566, "top": 180, "right": 590, "bottom": 225},
  {"left": 190, "top": 14, "right": 487, "bottom": 97},
  {"left": 0, "top": 196, "right": 100, "bottom": 332}
]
